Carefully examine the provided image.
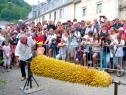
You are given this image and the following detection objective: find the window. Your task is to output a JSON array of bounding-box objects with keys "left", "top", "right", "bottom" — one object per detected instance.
[
  {"left": 59, "top": 8, "right": 63, "bottom": 18},
  {"left": 49, "top": 13, "right": 51, "bottom": 19},
  {"left": 82, "top": 7, "right": 86, "bottom": 16},
  {"left": 96, "top": 2, "right": 102, "bottom": 14},
  {"left": 38, "top": 10, "right": 40, "bottom": 16},
  {"left": 42, "top": 15, "right": 45, "bottom": 20},
  {"left": 54, "top": 11, "right": 56, "bottom": 20},
  {"left": 33, "top": 11, "right": 37, "bottom": 17}
]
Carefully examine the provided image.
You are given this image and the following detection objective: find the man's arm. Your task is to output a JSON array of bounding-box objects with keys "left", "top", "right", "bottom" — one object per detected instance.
[
  {"left": 15, "top": 42, "right": 21, "bottom": 57},
  {"left": 15, "top": 42, "right": 21, "bottom": 67},
  {"left": 117, "top": 40, "right": 125, "bottom": 47},
  {"left": 29, "top": 37, "right": 36, "bottom": 47}
]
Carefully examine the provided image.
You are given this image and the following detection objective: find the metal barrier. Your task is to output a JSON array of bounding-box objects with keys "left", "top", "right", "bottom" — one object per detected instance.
[
  {"left": 36, "top": 44, "right": 126, "bottom": 75},
  {"left": 112, "top": 80, "right": 126, "bottom": 95}
]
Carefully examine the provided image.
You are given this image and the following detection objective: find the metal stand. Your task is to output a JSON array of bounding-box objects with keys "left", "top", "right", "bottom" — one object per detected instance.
[
  {"left": 23, "top": 62, "right": 39, "bottom": 90},
  {"left": 112, "top": 80, "right": 126, "bottom": 95},
  {"left": 113, "top": 81, "right": 119, "bottom": 95},
  {"left": 20, "top": 61, "right": 44, "bottom": 94}
]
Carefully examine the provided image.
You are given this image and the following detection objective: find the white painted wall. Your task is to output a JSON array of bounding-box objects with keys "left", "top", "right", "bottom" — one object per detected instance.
[
  {"left": 44, "top": 13, "right": 50, "bottom": 21},
  {"left": 41, "top": 3, "right": 75, "bottom": 23},
  {"left": 63, "top": 4, "right": 75, "bottom": 21},
  {"left": 30, "top": 0, "right": 119, "bottom": 23},
  {"left": 75, "top": 2, "right": 83, "bottom": 21},
  {"left": 102, "top": 0, "right": 119, "bottom": 20},
  {"left": 81, "top": 0, "right": 119, "bottom": 21}
]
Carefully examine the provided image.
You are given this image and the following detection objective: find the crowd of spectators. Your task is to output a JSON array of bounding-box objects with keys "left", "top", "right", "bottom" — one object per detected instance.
[{"left": 0, "top": 18, "right": 126, "bottom": 77}]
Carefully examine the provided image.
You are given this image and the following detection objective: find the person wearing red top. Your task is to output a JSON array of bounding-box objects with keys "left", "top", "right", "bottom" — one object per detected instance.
[
  {"left": 116, "top": 27, "right": 126, "bottom": 42},
  {"left": 106, "top": 21, "right": 112, "bottom": 32},
  {"left": 119, "top": 28, "right": 126, "bottom": 59},
  {"left": 35, "top": 31, "right": 46, "bottom": 55},
  {"left": 122, "top": 31, "right": 126, "bottom": 41},
  {"left": 35, "top": 35, "right": 45, "bottom": 43},
  {"left": 35, "top": 31, "right": 45, "bottom": 43}
]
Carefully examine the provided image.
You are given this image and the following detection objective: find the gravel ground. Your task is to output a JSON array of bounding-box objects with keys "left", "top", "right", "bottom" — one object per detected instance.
[{"left": 0, "top": 66, "right": 126, "bottom": 95}]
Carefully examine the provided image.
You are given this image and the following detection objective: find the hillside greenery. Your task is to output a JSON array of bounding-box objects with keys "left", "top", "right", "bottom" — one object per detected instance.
[{"left": 0, "top": 0, "right": 31, "bottom": 22}]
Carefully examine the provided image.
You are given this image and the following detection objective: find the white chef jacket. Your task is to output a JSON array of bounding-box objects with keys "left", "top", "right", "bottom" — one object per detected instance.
[{"left": 15, "top": 37, "right": 35, "bottom": 61}]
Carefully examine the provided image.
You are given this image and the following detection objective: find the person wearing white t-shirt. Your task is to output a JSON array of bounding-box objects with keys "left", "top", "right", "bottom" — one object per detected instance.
[
  {"left": 62, "top": 31, "right": 69, "bottom": 44},
  {"left": 45, "top": 29, "right": 57, "bottom": 45},
  {"left": 45, "top": 29, "right": 57, "bottom": 57},
  {"left": 56, "top": 39, "right": 67, "bottom": 60},
  {"left": 3, "top": 40, "right": 11, "bottom": 71},
  {"left": 0, "top": 33, "right": 5, "bottom": 46},
  {"left": 110, "top": 34, "right": 125, "bottom": 76}
]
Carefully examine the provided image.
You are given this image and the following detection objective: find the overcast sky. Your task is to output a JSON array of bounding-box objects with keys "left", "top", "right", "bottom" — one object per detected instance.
[{"left": 24, "top": 0, "right": 47, "bottom": 5}]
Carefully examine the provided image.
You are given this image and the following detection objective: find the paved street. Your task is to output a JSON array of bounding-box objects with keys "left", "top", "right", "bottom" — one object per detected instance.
[{"left": 0, "top": 67, "right": 126, "bottom": 95}]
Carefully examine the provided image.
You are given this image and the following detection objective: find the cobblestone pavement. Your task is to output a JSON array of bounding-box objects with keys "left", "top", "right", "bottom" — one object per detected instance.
[{"left": 0, "top": 67, "right": 126, "bottom": 95}]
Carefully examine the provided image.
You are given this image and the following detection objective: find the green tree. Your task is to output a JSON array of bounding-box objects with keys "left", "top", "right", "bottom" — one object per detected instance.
[
  {"left": 1, "top": 8, "right": 10, "bottom": 20},
  {"left": 0, "top": 0, "right": 31, "bottom": 22}
]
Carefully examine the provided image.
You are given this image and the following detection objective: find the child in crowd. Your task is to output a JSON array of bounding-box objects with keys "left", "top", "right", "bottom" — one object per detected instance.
[
  {"left": 3, "top": 40, "right": 11, "bottom": 71},
  {"left": 49, "top": 38, "right": 57, "bottom": 57},
  {"left": 110, "top": 34, "right": 125, "bottom": 77},
  {"left": 92, "top": 33, "right": 101, "bottom": 68},
  {"left": 45, "top": 28, "right": 57, "bottom": 57},
  {"left": 56, "top": 39, "right": 67, "bottom": 60},
  {"left": 101, "top": 34, "right": 111, "bottom": 70},
  {"left": 75, "top": 45, "right": 83, "bottom": 64},
  {"left": 82, "top": 31, "right": 93, "bottom": 66}
]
